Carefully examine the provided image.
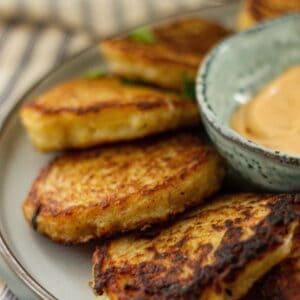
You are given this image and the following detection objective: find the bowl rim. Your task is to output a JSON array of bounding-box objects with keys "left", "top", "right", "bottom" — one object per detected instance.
[{"left": 196, "top": 13, "right": 300, "bottom": 166}]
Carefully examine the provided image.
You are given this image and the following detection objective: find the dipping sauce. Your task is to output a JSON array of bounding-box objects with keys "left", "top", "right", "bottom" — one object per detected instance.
[{"left": 231, "top": 66, "right": 300, "bottom": 155}]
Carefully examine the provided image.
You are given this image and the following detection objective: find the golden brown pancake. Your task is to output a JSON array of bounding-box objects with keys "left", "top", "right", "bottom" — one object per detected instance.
[
  {"left": 91, "top": 194, "right": 300, "bottom": 300},
  {"left": 23, "top": 132, "right": 225, "bottom": 244},
  {"left": 20, "top": 77, "right": 199, "bottom": 151},
  {"left": 244, "top": 228, "right": 300, "bottom": 300},
  {"left": 101, "top": 18, "right": 230, "bottom": 90},
  {"left": 238, "top": 0, "right": 300, "bottom": 30}
]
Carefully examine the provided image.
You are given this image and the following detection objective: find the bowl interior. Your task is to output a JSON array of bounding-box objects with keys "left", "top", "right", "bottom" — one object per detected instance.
[{"left": 199, "top": 14, "right": 300, "bottom": 132}]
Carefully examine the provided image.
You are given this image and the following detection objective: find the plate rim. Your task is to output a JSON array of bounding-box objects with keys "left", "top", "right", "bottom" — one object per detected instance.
[{"left": 0, "top": 44, "right": 96, "bottom": 300}]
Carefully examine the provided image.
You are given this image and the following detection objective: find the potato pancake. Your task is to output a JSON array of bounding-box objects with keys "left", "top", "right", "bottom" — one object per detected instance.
[
  {"left": 92, "top": 193, "right": 300, "bottom": 300},
  {"left": 100, "top": 18, "right": 230, "bottom": 90},
  {"left": 20, "top": 77, "right": 199, "bottom": 151},
  {"left": 23, "top": 132, "right": 225, "bottom": 244},
  {"left": 244, "top": 227, "right": 300, "bottom": 300},
  {"left": 237, "top": 0, "right": 300, "bottom": 30}
]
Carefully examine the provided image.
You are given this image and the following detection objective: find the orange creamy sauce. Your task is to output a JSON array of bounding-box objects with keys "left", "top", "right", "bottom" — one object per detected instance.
[{"left": 231, "top": 66, "right": 300, "bottom": 155}]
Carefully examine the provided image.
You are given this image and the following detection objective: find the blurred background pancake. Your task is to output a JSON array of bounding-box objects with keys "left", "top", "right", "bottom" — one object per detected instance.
[
  {"left": 238, "top": 0, "right": 300, "bottom": 30},
  {"left": 101, "top": 17, "right": 231, "bottom": 91}
]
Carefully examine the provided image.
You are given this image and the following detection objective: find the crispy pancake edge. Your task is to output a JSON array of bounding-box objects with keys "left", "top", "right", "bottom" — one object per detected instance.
[
  {"left": 243, "top": 227, "right": 300, "bottom": 300},
  {"left": 91, "top": 193, "right": 300, "bottom": 299},
  {"left": 20, "top": 78, "right": 199, "bottom": 151},
  {"left": 23, "top": 133, "right": 225, "bottom": 243}
]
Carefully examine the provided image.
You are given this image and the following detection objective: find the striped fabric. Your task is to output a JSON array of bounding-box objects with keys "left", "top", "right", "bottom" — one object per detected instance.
[
  {"left": 0, "top": 279, "right": 17, "bottom": 300},
  {"left": 0, "top": 0, "right": 226, "bottom": 299},
  {"left": 0, "top": 0, "right": 225, "bottom": 109}
]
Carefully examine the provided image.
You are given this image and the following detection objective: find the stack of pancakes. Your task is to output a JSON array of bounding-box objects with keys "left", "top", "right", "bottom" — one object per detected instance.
[{"left": 20, "top": 12, "right": 300, "bottom": 300}]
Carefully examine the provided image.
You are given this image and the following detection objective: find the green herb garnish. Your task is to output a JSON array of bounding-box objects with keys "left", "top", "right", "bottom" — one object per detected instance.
[
  {"left": 84, "top": 67, "right": 106, "bottom": 79},
  {"left": 181, "top": 73, "right": 196, "bottom": 101},
  {"left": 128, "top": 26, "right": 156, "bottom": 44}
]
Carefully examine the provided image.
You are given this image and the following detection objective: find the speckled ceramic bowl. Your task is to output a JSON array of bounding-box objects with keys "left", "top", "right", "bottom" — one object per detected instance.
[{"left": 197, "top": 14, "right": 300, "bottom": 192}]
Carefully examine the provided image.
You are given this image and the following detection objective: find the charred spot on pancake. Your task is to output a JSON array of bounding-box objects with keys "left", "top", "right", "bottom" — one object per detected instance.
[{"left": 92, "top": 194, "right": 300, "bottom": 299}]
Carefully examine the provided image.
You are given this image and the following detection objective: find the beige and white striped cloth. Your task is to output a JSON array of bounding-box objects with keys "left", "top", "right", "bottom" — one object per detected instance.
[
  {"left": 0, "top": 0, "right": 228, "bottom": 299},
  {"left": 0, "top": 0, "right": 227, "bottom": 111}
]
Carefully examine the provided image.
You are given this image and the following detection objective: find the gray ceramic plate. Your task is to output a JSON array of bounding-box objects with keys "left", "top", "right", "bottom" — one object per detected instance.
[{"left": 0, "top": 3, "right": 239, "bottom": 300}]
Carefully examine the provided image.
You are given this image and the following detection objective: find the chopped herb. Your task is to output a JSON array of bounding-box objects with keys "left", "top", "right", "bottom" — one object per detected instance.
[
  {"left": 181, "top": 73, "right": 196, "bottom": 101},
  {"left": 84, "top": 67, "right": 106, "bottom": 79},
  {"left": 128, "top": 26, "right": 156, "bottom": 44}
]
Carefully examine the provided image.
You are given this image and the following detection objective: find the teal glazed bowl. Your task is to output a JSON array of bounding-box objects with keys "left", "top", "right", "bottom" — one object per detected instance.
[{"left": 196, "top": 14, "right": 300, "bottom": 192}]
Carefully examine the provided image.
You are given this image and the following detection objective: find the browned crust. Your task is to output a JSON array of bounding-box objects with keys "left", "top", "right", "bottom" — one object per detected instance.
[
  {"left": 22, "top": 132, "right": 225, "bottom": 243},
  {"left": 92, "top": 194, "right": 300, "bottom": 299},
  {"left": 22, "top": 79, "right": 196, "bottom": 115},
  {"left": 101, "top": 17, "right": 231, "bottom": 69},
  {"left": 246, "top": 0, "right": 300, "bottom": 21},
  {"left": 23, "top": 95, "right": 196, "bottom": 115},
  {"left": 243, "top": 227, "right": 300, "bottom": 300},
  {"left": 26, "top": 153, "right": 207, "bottom": 216},
  {"left": 25, "top": 135, "right": 211, "bottom": 216},
  {"left": 24, "top": 172, "right": 223, "bottom": 245}
]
